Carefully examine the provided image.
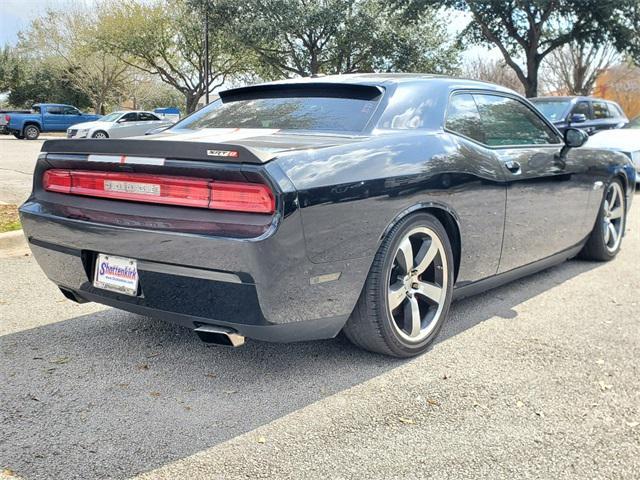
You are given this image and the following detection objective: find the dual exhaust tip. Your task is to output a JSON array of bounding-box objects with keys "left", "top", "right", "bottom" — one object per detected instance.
[{"left": 194, "top": 325, "right": 245, "bottom": 348}]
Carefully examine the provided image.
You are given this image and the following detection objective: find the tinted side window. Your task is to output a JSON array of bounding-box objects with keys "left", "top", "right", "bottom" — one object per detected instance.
[
  {"left": 592, "top": 101, "right": 612, "bottom": 119},
  {"left": 120, "top": 112, "right": 138, "bottom": 122},
  {"left": 63, "top": 107, "right": 80, "bottom": 115},
  {"left": 46, "top": 107, "right": 63, "bottom": 115},
  {"left": 608, "top": 103, "right": 623, "bottom": 118},
  {"left": 473, "top": 94, "right": 560, "bottom": 146},
  {"left": 139, "top": 112, "right": 159, "bottom": 121},
  {"left": 571, "top": 101, "right": 591, "bottom": 118},
  {"left": 445, "top": 94, "right": 484, "bottom": 143}
]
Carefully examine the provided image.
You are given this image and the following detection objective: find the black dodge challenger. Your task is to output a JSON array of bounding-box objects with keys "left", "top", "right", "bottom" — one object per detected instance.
[{"left": 19, "top": 74, "right": 636, "bottom": 357}]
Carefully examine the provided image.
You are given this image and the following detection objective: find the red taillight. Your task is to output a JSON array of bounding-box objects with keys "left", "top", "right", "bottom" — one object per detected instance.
[
  {"left": 4, "top": 114, "right": 10, "bottom": 122},
  {"left": 210, "top": 181, "right": 276, "bottom": 213},
  {"left": 43, "top": 169, "right": 275, "bottom": 214},
  {"left": 43, "top": 170, "right": 71, "bottom": 193}
]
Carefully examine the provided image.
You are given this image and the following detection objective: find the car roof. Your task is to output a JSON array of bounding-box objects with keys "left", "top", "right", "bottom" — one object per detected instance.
[
  {"left": 33, "top": 103, "right": 73, "bottom": 107},
  {"left": 106, "top": 110, "right": 157, "bottom": 115},
  {"left": 532, "top": 96, "right": 620, "bottom": 105},
  {"left": 221, "top": 73, "right": 518, "bottom": 96}
]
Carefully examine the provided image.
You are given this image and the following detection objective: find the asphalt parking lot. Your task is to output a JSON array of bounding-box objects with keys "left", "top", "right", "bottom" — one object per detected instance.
[{"left": 0, "top": 135, "right": 639, "bottom": 479}]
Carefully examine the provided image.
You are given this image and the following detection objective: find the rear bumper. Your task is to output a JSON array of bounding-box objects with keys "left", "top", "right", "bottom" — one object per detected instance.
[{"left": 19, "top": 202, "right": 372, "bottom": 342}]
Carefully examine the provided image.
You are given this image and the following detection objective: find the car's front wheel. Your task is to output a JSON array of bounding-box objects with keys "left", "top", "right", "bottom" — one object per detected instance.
[
  {"left": 343, "top": 212, "right": 454, "bottom": 357},
  {"left": 91, "top": 131, "right": 108, "bottom": 139},
  {"left": 580, "top": 178, "right": 626, "bottom": 261}
]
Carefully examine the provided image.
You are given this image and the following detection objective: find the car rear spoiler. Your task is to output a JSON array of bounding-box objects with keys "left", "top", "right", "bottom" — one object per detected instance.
[
  {"left": 40, "top": 139, "right": 276, "bottom": 164},
  {"left": 220, "top": 82, "right": 384, "bottom": 102}
]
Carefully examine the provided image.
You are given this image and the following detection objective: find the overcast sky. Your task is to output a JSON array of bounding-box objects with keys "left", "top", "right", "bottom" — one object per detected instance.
[{"left": 0, "top": 0, "right": 93, "bottom": 46}]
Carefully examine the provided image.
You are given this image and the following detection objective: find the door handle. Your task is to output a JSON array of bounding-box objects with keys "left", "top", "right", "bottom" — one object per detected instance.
[{"left": 504, "top": 160, "right": 521, "bottom": 174}]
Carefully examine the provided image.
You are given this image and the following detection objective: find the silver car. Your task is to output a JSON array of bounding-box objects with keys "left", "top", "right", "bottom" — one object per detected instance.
[
  {"left": 586, "top": 116, "right": 640, "bottom": 184},
  {"left": 67, "top": 111, "right": 174, "bottom": 139}
]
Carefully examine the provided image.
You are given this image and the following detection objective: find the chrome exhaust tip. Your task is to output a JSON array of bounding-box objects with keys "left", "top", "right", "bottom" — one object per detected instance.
[{"left": 194, "top": 325, "right": 245, "bottom": 347}]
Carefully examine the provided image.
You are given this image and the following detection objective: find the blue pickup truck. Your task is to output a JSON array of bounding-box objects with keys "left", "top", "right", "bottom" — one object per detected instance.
[{"left": 5, "top": 104, "right": 101, "bottom": 140}]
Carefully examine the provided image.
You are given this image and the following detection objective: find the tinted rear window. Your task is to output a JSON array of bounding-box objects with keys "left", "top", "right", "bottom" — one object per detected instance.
[{"left": 176, "top": 97, "right": 380, "bottom": 133}]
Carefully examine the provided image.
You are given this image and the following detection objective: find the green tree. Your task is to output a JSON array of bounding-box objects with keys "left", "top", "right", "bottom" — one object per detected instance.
[
  {"left": 19, "top": 8, "right": 131, "bottom": 113},
  {"left": 5, "top": 59, "right": 92, "bottom": 109},
  {"left": 402, "top": 0, "right": 640, "bottom": 97},
  {"left": 0, "top": 46, "right": 17, "bottom": 93},
  {"left": 98, "top": 0, "right": 247, "bottom": 113},
  {"left": 216, "top": 0, "right": 460, "bottom": 78}
]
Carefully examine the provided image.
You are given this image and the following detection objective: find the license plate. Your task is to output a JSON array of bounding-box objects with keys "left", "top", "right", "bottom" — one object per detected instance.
[{"left": 93, "top": 254, "right": 139, "bottom": 296}]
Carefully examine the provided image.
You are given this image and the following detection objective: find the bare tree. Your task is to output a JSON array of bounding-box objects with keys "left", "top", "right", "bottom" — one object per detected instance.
[
  {"left": 406, "top": 0, "right": 638, "bottom": 97},
  {"left": 541, "top": 42, "right": 618, "bottom": 95},
  {"left": 462, "top": 56, "right": 524, "bottom": 94}
]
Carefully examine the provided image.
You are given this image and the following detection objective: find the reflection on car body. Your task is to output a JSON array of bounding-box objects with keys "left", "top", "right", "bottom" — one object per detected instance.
[{"left": 20, "top": 74, "right": 635, "bottom": 357}]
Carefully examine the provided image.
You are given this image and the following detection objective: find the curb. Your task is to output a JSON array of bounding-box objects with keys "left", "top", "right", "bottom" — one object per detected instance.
[{"left": 0, "top": 229, "right": 28, "bottom": 255}]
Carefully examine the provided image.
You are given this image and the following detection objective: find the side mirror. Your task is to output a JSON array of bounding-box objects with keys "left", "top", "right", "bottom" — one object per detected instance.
[
  {"left": 564, "top": 127, "right": 588, "bottom": 148},
  {"left": 568, "top": 113, "right": 587, "bottom": 124},
  {"left": 116, "top": 118, "right": 126, "bottom": 124}
]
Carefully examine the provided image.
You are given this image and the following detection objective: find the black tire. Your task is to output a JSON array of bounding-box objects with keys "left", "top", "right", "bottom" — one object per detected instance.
[
  {"left": 23, "top": 124, "right": 40, "bottom": 140},
  {"left": 580, "top": 178, "right": 626, "bottom": 261},
  {"left": 343, "top": 212, "right": 455, "bottom": 357},
  {"left": 92, "top": 130, "right": 109, "bottom": 139},
  {"left": 13, "top": 133, "right": 24, "bottom": 139}
]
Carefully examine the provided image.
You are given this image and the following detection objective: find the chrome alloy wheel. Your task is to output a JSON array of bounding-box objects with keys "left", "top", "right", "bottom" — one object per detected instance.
[
  {"left": 93, "top": 131, "right": 108, "bottom": 139},
  {"left": 387, "top": 226, "right": 448, "bottom": 343},
  {"left": 603, "top": 182, "right": 624, "bottom": 253}
]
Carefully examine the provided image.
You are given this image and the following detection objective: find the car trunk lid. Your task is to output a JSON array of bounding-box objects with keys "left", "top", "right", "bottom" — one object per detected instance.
[{"left": 41, "top": 129, "right": 369, "bottom": 164}]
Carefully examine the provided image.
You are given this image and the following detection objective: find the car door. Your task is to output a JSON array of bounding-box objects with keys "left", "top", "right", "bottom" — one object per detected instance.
[
  {"left": 135, "top": 112, "right": 165, "bottom": 136},
  {"left": 591, "top": 100, "right": 618, "bottom": 132},
  {"left": 60, "top": 106, "right": 83, "bottom": 130},
  {"left": 470, "top": 92, "right": 592, "bottom": 273},
  {"left": 43, "top": 106, "right": 65, "bottom": 131},
  {"left": 111, "top": 112, "right": 139, "bottom": 138}
]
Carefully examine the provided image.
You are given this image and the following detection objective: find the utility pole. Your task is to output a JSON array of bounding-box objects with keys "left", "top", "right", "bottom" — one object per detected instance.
[{"left": 204, "top": 0, "right": 210, "bottom": 105}]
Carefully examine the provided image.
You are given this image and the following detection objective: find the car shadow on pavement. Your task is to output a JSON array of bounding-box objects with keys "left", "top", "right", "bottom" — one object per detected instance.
[{"left": 0, "top": 258, "right": 600, "bottom": 480}]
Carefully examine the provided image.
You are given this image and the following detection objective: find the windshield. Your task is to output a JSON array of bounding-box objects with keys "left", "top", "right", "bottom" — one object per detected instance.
[
  {"left": 175, "top": 97, "right": 380, "bottom": 133},
  {"left": 530, "top": 100, "right": 571, "bottom": 122},
  {"left": 101, "top": 112, "right": 124, "bottom": 122},
  {"left": 624, "top": 116, "right": 640, "bottom": 129}
]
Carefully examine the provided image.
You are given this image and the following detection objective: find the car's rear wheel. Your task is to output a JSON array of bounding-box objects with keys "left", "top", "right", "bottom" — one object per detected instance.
[
  {"left": 343, "top": 212, "right": 454, "bottom": 357},
  {"left": 92, "top": 131, "right": 108, "bottom": 139},
  {"left": 24, "top": 125, "right": 40, "bottom": 140},
  {"left": 580, "top": 179, "right": 626, "bottom": 261}
]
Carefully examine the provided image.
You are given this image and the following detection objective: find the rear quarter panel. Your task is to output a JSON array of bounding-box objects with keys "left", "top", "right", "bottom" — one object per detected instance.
[
  {"left": 8, "top": 114, "right": 41, "bottom": 131},
  {"left": 275, "top": 131, "right": 508, "bottom": 286}
]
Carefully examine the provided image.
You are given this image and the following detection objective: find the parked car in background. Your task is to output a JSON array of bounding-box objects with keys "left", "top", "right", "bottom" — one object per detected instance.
[
  {"left": 587, "top": 116, "right": 640, "bottom": 184},
  {"left": 530, "top": 96, "right": 628, "bottom": 135},
  {"left": 19, "top": 75, "right": 635, "bottom": 358},
  {"left": 5, "top": 104, "right": 101, "bottom": 140},
  {"left": 153, "top": 107, "right": 181, "bottom": 123},
  {"left": 0, "top": 109, "right": 30, "bottom": 134},
  {"left": 67, "top": 110, "right": 175, "bottom": 139}
]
